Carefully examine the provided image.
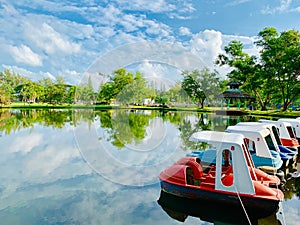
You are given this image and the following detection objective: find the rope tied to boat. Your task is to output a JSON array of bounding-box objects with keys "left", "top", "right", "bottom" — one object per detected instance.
[{"left": 234, "top": 185, "right": 252, "bottom": 225}]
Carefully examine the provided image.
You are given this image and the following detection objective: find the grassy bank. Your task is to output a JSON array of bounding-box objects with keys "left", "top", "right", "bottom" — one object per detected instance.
[
  {"left": 244, "top": 109, "right": 300, "bottom": 118},
  {"left": 1, "top": 103, "right": 299, "bottom": 118}
]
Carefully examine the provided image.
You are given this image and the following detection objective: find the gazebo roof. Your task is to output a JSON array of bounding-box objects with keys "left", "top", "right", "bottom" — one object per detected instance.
[
  {"left": 227, "top": 80, "right": 240, "bottom": 89},
  {"left": 220, "top": 89, "right": 254, "bottom": 99}
]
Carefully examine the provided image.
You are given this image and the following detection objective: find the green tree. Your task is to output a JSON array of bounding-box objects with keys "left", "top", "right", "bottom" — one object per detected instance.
[
  {"left": 17, "top": 81, "right": 44, "bottom": 104},
  {"left": 215, "top": 40, "right": 271, "bottom": 110},
  {"left": 0, "top": 69, "right": 26, "bottom": 104},
  {"left": 256, "top": 27, "right": 300, "bottom": 111},
  {"left": 0, "top": 83, "right": 13, "bottom": 104},
  {"left": 167, "top": 82, "right": 188, "bottom": 105},
  {"left": 98, "top": 68, "right": 152, "bottom": 105},
  {"left": 96, "top": 110, "right": 154, "bottom": 149},
  {"left": 98, "top": 68, "right": 134, "bottom": 104},
  {"left": 116, "top": 71, "right": 153, "bottom": 105},
  {"left": 181, "top": 68, "right": 222, "bottom": 108},
  {"left": 76, "top": 83, "right": 96, "bottom": 104},
  {"left": 41, "top": 77, "right": 70, "bottom": 104},
  {"left": 216, "top": 27, "right": 300, "bottom": 111},
  {"left": 65, "top": 86, "right": 76, "bottom": 104}
]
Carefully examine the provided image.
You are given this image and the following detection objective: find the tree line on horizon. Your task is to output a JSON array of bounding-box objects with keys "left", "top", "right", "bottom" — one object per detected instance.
[
  {"left": 0, "top": 67, "right": 225, "bottom": 108},
  {"left": 0, "top": 27, "right": 299, "bottom": 111}
]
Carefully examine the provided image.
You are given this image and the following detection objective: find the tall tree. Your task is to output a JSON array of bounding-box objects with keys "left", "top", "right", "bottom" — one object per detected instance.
[
  {"left": 181, "top": 68, "right": 222, "bottom": 108},
  {"left": 256, "top": 27, "right": 300, "bottom": 111},
  {"left": 117, "top": 71, "right": 153, "bottom": 104},
  {"left": 0, "top": 69, "right": 26, "bottom": 104},
  {"left": 216, "top": 27, "right": 300, "bottom": 111},
  {"left": 98, "top": 68, "right": 151, "bottom": 104},
  {"left": 98, "top": 68, "right": 134, "bottom": 104},
  {"left": 215, "top": 40, "right": 272, "bottom": 110}
]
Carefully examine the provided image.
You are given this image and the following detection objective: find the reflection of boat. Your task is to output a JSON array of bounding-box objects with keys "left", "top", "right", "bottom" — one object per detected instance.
[
  {"left": 159, "top": 131, "right": 284, "bottom": 216},
  {"left": 157, "top": 191, "right": 282, "bottom": 225}
]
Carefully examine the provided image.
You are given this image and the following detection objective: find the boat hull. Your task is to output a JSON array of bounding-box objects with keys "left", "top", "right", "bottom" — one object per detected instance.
[
  {"left": 157, "top": 191, "right": 279, "bottom": 224},
  {"left": 160, "top": 181, "right": 280, "bottom": 216}
]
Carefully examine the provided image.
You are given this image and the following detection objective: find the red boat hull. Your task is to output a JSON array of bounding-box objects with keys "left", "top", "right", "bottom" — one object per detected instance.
[
  {"left": 160, "top": 180, "right": 281, "bottom": 216},
  {"left": 157, "top": 190, "right": 279, "bottom": 224}
]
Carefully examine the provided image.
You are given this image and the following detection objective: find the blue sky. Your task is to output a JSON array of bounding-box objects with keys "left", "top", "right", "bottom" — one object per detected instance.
[{"left": 1, "top": 0, "right": 300, "bottom": 85}]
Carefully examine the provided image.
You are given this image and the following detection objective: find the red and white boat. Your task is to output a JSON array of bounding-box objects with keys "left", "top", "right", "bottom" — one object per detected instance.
[
  {"left": 259, "top": 119, "right": 300, "bottom": 152},
  {"left": 159, "top": 131, "right": 284, "bottom": 215}
]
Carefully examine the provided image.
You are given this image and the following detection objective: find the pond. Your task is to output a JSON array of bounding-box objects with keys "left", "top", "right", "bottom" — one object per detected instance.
[{"left": 0, "top": 109, "right": 299, "bottom": 225}]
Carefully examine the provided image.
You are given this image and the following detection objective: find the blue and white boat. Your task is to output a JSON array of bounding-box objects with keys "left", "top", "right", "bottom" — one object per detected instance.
[
  {"left": 259, "top": 119, "right": 300, "bottom": 152},
  {"left": 235, "top": 122, "right": 297, "bottom": 166},
  {"left": 225, "top": 125, "right": 283, "bottom": 169}
]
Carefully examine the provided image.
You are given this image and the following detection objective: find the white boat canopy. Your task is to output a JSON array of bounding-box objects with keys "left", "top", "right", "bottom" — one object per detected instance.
[
  {"left": 278, "top": 118, "right": 300, "bottom": 138},
  {"left": 259, "top": 119, "right": 296, "bottom": 139},
  {"left": 226, "top": 125, "right": 274, "bottom": 158},
  {"left": 189, "top": 131, "right": 255, "bottom": 195},
  {"left": 235, "top": 122, "right": 282, "bottom": 149}
]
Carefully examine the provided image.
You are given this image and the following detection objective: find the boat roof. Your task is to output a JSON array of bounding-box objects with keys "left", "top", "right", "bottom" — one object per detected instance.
[
  {"left": 226, "top": 125, "right": 270, "bottom": 136},
  {"left": 189, "top": 131, "right": 245, "bottom": 145},
  {"left": 236, "top": 122, "right": 276, "bottom": 128},
  {"left": 259, "top": 119, "right": 292, "bottom": 127},
  {"left": 278, "top": 118, "right": 300, "bottom": 125}
]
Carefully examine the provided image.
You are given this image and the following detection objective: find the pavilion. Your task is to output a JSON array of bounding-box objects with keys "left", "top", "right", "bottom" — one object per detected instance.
[{"left": 219, "top": 80, "right": 255, "bottom": 109}]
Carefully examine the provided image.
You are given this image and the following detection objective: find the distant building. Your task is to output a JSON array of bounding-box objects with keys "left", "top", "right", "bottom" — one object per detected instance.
[{"left": 142, "top": 98, "right": 155, "bottom": 105}]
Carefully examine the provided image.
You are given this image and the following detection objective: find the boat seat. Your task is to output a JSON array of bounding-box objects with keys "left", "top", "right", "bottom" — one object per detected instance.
[
  {"left": 221, "top": 173, "right": 234, "bottom": 186},
  {"left": 176, "top": 157, "right": 203, "bottom": 179}
]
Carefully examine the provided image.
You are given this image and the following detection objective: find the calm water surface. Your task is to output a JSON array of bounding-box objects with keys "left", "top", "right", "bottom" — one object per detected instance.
[{"left": 0, "top": 109, "right": 299, "bottom": 225}]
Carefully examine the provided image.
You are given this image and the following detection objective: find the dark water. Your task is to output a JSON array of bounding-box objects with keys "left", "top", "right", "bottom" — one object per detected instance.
[{"left": 0, "top": 109, "right": 299, "bottom": 225}]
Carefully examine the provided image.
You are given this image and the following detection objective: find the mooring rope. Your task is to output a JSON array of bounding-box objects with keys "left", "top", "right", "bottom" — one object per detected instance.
[{"left": 234, "top": 185, "right": 252, "bottom": 225}]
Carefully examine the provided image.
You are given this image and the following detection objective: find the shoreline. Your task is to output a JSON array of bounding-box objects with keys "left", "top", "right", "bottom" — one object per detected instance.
[{"left": 1, "top": 104, "right": 299, "bottom": 118}]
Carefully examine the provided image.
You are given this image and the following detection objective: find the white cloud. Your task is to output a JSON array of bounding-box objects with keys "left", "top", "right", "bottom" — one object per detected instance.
[
  {"left": 126, "top": 60, "right": 181, "bottom": 89},
  {"left": 115, "top": 0, "right": 176, "bottom": 13},
  {"left": 226, "top": 0, "right": 251, "bottom": 6},
  {"left": 261, "top": 0, "right": 292, "bottom": 14},
  {"left": 9, "top": 133, "right": 43, "bottom": 154},
  {"left": 291, "top": 6, "right": 300, "bottom": 12},
  {"left": 2, "top": 64, "right": 56, "bottom": 81},
  {"left": 24, "top": 144, "right": 77, "bottom": 178},
  {"left": 190, "top": 30, "right": 223, "bottom": 68},
  {"left": 26, "top": 23, "right": 81, "bottom": 55},
  {"left": 8, "top": 44, "right": 43, "bottom": 66},
  {"left": 179, "top": 26, "right": 192, "bottom": 36},
  {"left": 188, "top": 30, "right": 260, "bottom": 78}
]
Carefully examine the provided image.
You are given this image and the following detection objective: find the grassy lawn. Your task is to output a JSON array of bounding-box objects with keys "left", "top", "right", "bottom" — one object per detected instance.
[
  {"left": 245, "top": 109, "right": 300, "bottom": 118},
  {"left": 1, "top": 102, "right": 300, "bottom": 118}
]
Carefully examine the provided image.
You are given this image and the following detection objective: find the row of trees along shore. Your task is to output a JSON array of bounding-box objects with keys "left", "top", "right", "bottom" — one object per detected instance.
[
  {"left": 0, "top": 67, "right": 221, "bottom": 107},
  {"left": 0, "top": 27, "right": 299, "bottom": 111}
]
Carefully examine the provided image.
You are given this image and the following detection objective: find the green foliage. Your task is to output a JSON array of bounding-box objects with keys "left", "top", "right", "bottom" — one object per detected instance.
[
  {"left": 98, "top": 68, "right": 134, "bottom": 104},
  {"left": 179, "top": 113, "right": 212, "bottom": 151},
  {"left": 0, "top": 69, "right": 26, "bottom": 104},
  {"left": 76, "top": 84, "right": 96, "bottom": 104},
  {"left": 217, "top": 27, "right": 300, "bottom": 111},
  {"left": 96, "top": 110, "right": 155, "bottom": 149},
  {"left": 167, "top": 82, "right": 189, "bottom": 104},
  {"left": 117, "top": 72, "right": 153, "bottom": 105},
  {"left": 98, "top": 68, "right": 153, "bottom": 105},
  {"left": 181, "top": 68, "right": 222, "bottom": 108}
]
